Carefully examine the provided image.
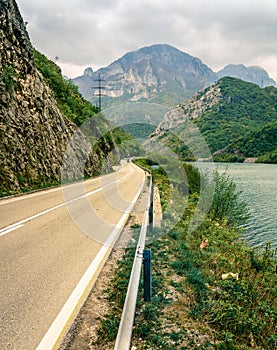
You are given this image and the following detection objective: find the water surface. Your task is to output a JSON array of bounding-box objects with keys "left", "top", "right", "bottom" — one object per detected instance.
[{"left": 196, "top": 162, "right": 277, "bottom": 248}]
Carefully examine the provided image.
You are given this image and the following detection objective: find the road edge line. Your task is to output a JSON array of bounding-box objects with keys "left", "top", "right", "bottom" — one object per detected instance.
[{"left": 36, "top": 171, "right": 145, "bottom": 350}]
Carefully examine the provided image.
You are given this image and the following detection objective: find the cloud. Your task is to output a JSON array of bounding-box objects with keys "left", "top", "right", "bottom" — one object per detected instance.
[{"left": 16, "top": 0, "right": 277, "bottom": 81}]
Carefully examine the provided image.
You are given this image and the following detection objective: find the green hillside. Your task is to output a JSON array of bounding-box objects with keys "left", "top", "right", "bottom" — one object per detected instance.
[
  {"left": 155, "top": 77, "right": 277, "bottom": 163},
  {"left": 34, "top": 50, "right": 99, "bottom": 127},
  {"left": 197, "top": 77, "right": 277, "bottom": 161}
]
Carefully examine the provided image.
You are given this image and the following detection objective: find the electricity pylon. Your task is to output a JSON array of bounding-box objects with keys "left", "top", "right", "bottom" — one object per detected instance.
[{"left": 91, "top": 74, "right": 106, "bottom": 112}]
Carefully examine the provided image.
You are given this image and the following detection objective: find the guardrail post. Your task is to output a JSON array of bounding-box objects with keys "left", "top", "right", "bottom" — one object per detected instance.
[{"left": 143, "top": 250, "right": 152, "bottom": 302}]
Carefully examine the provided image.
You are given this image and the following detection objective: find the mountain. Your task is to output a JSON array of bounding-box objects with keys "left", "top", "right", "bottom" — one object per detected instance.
[
  {"left": 148, "top": 77, "right": 277, "bottom": 163},
  {"left": 73, "top": 44, "right": 217, "bottom": 108},
  {"left": 217, "top": 64, "right": 276, "bottom": 87},
  {"left": 73, "top": 45, "right": 276, "bottom": 130},
  {"left": 0, "top": 0, "right": 122, "bottom": 195}
]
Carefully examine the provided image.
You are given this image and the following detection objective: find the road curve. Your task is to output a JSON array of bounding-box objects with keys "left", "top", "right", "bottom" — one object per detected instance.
[{"left": 0, "top": 162, "right": 145, "bottom": 350}]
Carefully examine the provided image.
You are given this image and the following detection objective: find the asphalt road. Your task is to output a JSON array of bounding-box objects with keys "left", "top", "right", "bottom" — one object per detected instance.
[{"left": 0, "top": 162, "right": 145, "bottom": 350}]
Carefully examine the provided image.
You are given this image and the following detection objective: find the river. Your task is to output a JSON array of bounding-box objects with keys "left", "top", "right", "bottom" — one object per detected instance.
[{"left": 195, "top": 162, "right": 277, "bottom": 248}]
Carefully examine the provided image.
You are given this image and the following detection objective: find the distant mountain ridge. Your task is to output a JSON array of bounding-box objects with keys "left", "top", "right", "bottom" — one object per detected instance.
[
  {"left": 217, "top": 64, "right": 276, "bottom": 87},
  {"left": 73, "top": 44, "right": 276, "bottom": 109}
]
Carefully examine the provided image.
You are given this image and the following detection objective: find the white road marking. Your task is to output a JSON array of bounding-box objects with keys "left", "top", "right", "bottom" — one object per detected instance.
[
  {"left": 36, "top": 174, "right": 145, "bottom": 350},
  {"left": 0, "top": 165, "right": 135, "bottom": 237},
  {"left": 0, "top": 224, "right": 25, "bottom": 235}
]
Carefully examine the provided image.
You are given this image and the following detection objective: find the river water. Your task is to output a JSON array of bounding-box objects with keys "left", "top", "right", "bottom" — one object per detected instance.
[{"left": 196, "top": 162, "right": 277, "bottom": 248}]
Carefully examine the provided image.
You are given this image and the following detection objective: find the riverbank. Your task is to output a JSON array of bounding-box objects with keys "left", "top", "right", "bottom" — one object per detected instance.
[
  {"left": 61, "top": 159, "right": 277, "bottom": 349},
  {"left": 130, "top": 159, "right": 276, "bottom": 349},
  {"left": 195, "top": 162, "right": 277, "bottom": 249}
]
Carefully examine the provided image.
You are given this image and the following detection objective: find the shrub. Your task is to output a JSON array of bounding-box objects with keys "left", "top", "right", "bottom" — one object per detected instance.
[
  {"left": 1, "top": 64, "right": 18, "bottom": 92},
  {"left": 209, "top": 169, "right": 250, "bottom": 225}
]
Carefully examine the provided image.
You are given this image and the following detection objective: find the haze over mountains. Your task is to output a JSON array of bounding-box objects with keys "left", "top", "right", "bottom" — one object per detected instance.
[
  {"left": 73, "top": 44, "right": 276, "bottom": 108},
  {"left": 217, "top": 64, "right": 276, "bottom": 87}
]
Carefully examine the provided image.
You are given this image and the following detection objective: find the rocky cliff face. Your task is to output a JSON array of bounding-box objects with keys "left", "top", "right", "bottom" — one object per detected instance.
[
  {"left": 156, "top": 84, "right": 221, "bottom": 131},
  {"left": 0, "top": 0, "right": 114, "bottom": 194},
  {"left": 73, "top": 44, "right": 217, "bottom": 108}
]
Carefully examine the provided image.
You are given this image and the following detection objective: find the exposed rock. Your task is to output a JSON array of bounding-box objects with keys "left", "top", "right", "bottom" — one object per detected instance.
[
  {"left": 73, "top": 45, "right": 276, "bottom": 118},
  {"left": 0, "top": 0, "right": 114, "bottom": 194},
  {"left": 73, "top": 44, "right": 217, "bottom": 108},
  {"left": 148, "top": 77, "right": 277, "bottom": 161},
  {"left": 84, "top": 67, "right": 94, "bottom": 77},
  {"left": 156, "top": 84, "right": 221, "bottom": 131}
]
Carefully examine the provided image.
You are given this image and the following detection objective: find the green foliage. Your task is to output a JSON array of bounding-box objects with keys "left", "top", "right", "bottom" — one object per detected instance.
[
  {"left": 157, "top": 77, "right": 277, "bottom": 163},
  {"left": 257, "top": 150, "right": 277, "bottom": 164},
  {"left": 1, "top": 64, "right": 18, "bottom": 92},
  {"left": 98, "top": 315, "right": 119, "bottom": 341},
  {"left": 196, "top": 78, "right": 277, "bottom": 161},
  {"left": 142, "top": 302, "right": 159, "bottom": 321},
  {"left": 121, "top": 122, "right": 157, "bottom": 139},
  {"left": 239, "top": 121, "right": 277, "bottom": 157},
  {"left": 34, "top": 50, "right": 98, "bottom": 126},
  {"left": 93, "top": 161, "right": 276, "bottom": 349},
  {"left": 209, "top": 169, "right": 250, "bottom": 225},
  {"left": 134, "top": 156, "right": 200, "bottom": 196},
  {"left": 170, "top": 181, "right": 276, "bottom": 348},
  {"left": 147, "top": 164, "right": 275, "bottom": 347}
]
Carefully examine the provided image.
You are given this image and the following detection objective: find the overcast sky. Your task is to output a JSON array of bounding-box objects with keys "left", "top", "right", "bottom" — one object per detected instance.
[{"left": 16, "top": 0, "right": 277, "bottom": 82}]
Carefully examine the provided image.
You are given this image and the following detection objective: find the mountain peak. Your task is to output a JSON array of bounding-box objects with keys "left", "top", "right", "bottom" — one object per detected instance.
[
  {"left": 84, "top": 67, "right": 94, "bottom": 77},
  {"left": 136, "top": 43, "right": 185, "bottom": 55},
  {"left": 73, "top": 44, "right": 216, "bottom": 107},
  {"left": 73, "top": 44, "right": 276, "bottom": 108}
]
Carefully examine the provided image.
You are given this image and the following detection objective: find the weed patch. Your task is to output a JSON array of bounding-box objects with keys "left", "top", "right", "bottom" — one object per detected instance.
[{"left": 96, "top": 159, "right": 277, "bottom": 349}]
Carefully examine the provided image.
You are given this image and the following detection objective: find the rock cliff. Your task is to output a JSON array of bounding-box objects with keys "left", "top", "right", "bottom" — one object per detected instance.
[
  {"left": 0, "top": 0, "right": 115, "bottom": 195},
  {"left": 73, "top": 45, "right": 276, "bottom": 114},
  {"left": 73, "top": 44, "right": 217, "bottom": 108}
]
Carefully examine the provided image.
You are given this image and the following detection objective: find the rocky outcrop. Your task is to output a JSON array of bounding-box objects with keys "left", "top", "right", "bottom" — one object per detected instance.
[
  {"left": 0, "top": 0, "right": 114, "bottom": 194},
  {"left": 73, "top": 45, "right": 276, "bottom": 114},
  {"left": 148, "top": 77, "right": 277, "bottom": 162},
  {"left": 156, "top": 84, "right": 221, "bottom": 131},
  {"left": 73, "top": 44, "right": 217, "bottom": 108}
]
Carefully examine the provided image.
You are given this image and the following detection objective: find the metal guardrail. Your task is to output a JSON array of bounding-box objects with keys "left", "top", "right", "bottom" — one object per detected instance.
[{"left": 114, "top": 175, "right": 153, "bottom": 350}]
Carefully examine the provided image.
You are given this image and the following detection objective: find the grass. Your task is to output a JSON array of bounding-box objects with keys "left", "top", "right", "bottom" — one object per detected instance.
[{"left": 94, "top": 158, "right": 277, "bottom": 349}]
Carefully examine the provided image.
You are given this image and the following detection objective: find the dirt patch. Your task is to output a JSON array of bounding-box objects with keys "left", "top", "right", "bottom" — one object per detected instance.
[
  {"left": 59, "top": 178, "right": 161, "bottom": 349},
  {"left": 153, "top": 186, "right": 162, "bottom": 227}
]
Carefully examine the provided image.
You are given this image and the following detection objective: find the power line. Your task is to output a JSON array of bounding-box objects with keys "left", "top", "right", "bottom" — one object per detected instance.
[
  {"left": 91, "top": 74, "right": 106, "bottom": 112},
  {"left": 91, "top": 74, "right": 122, "bottom": 111}
]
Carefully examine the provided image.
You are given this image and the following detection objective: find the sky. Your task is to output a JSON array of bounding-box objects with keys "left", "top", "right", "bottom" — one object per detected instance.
[{"left": 16, "top": 0, "right": 277, "bottom": 82}]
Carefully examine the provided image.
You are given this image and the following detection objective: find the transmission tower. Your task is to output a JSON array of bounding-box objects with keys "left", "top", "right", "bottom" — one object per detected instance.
[{"left": 91, "top": 74, "right": 106, "bottom": 112}]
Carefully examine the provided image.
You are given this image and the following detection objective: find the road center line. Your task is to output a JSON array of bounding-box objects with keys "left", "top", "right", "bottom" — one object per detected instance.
[{"left": 0, "top": 165, "right": 134, "bottom": 237}]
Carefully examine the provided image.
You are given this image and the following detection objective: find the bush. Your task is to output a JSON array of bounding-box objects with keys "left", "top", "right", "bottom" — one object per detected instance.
[
  {"left": 209, "top": 169, "right": 250, "bottom": 225},
  {"left": 1, "top": 64, "right": 18, "bottom": 92}
]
